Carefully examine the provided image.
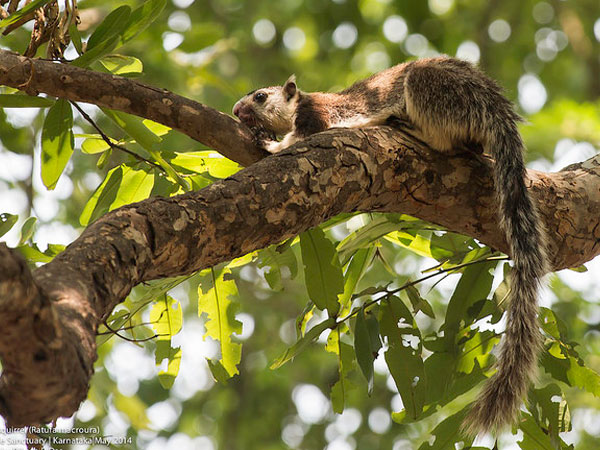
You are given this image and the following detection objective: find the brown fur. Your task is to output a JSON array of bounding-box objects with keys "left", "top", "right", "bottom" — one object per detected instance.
[{"left": 233, "top": 56, "right": 549, "bottom": 435}]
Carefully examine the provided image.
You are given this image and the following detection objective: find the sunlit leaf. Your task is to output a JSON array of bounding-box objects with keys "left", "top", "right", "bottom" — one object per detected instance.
[
  {"left": 41, "top": 99, "right": 74, "bottom": 189},
  {"left": 327, "top": 329, "right": 356, "bottom": 413},
  {"left": 151, "top": 295, "right": 183, "bottom": 388},
  {"left": 198, "top": 267, "right": 242, "bottom": 379},
  {"left": 79, "top": 164, "right": 157, "bottom": 226},
  {"left": 151, "top": 295, "right": 183, "bottom": 339},
  {"left": 99, "top": 55, "right": 143, "bottom": 75},
  {"left": 81, "top": 137, "right": 111, "bottom": 154}
]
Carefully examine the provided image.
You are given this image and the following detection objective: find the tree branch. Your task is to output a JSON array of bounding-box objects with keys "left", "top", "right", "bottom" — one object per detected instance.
[
  {"left": 0, "top": 49, "right": 266, "bottom": 166},
  {"left": 1, "top": 50, "right": 600, "bottom": 427}
]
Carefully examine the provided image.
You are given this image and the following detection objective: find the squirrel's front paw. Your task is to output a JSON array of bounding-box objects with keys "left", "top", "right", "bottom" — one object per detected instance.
[{"left": 249, "top": 126, "right": 280, "bottom": 153}]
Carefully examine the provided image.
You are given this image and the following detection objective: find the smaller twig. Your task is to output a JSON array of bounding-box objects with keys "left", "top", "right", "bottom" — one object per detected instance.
[
  {"left": 337, "top": 254, "right": 508, "bottom": 325},
  {"left": 101, "top": 318, "right": 158, "bottom": 343},
  {"left": 70, "top": 101, "right": 164, "bottom": 171},
  {"left": 97, "top": 320, "right": 158, "bottom": 335}
]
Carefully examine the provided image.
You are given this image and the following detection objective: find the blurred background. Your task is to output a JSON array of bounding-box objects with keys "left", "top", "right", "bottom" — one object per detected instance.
[{"left": 1, "top": 0, "right": 600, "bottom": 449}]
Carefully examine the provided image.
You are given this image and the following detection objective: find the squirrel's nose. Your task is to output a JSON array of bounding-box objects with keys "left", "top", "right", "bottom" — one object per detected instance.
[{"left": 232, "top": 102, "right": 241, "bottom": 117}]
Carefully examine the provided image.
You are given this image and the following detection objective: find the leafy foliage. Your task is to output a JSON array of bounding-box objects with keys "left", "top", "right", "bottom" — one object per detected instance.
[{"left": 1, "top": 0, "right": 600, "bottom": 449}]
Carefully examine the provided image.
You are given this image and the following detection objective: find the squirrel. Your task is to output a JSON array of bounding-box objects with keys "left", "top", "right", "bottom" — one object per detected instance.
[{"left": 233, "top": 56, "right": 549, "bottom": 435}]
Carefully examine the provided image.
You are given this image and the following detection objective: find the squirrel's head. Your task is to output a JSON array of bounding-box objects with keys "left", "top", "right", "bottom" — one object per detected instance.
[{"left": 233, "top": 75, "right": 299, "bottom": 135}]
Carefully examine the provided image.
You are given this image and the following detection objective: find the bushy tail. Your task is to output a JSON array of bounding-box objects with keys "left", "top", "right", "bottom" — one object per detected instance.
[{"left": 463, "top": 119, "right": 548, "bottom": 435}]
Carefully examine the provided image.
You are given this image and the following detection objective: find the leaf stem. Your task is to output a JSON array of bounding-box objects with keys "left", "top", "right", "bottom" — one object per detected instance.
[{"left": 70, "top": 100, "right": 163, "bottom": 170}]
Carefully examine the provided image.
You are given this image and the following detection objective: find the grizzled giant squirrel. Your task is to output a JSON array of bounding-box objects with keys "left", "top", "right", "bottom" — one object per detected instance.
[{"left": 233, "top": 56, "right": 549, "bottom": 435}]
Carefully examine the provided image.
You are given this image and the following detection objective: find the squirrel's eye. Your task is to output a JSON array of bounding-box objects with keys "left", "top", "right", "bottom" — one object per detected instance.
[{"left": 254, "top": 92, "right": 267, "bottom": 103}]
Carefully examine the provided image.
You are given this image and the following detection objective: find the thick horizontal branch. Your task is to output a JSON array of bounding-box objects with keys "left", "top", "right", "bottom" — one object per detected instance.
[
  {"left": 1, "top": 126, "right": 600, "bottom": 427},
  {"left": 0, "top": 49, "right": 266, "bottom": 166}
]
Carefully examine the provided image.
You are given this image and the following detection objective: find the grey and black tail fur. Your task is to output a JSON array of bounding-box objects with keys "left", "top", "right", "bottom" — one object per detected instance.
[
  {"left": 403, "top": 57, "right": 548, "bottom": 435},
  {"left": 463, "top": 113, "right": 548, "bottom": 435}
]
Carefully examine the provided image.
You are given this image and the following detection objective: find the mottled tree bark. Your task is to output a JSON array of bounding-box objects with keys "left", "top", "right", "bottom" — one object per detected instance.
[{"left": 0, "top": 49, "right": 599, "bottom": 427}]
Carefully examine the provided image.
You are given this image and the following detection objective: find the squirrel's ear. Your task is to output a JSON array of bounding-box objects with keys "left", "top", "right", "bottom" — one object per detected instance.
[{"left": 283, "top": 74, "right": 297, "bottom": 100}]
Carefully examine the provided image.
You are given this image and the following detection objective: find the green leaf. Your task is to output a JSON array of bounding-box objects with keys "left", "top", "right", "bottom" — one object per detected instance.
[
  {"left": 0, "top": 94, "right": 54, "bottom": 108},
  {"left": 206, "top": 359, "right": 232, "bottom": 384},
  {"left": 151, "top": 295, "right": 183, "bottom": 340},
  {"left": 386, "top": 232, "right": 434, "bottom": 259},
  {"left": 404, "top": 285, "right": 435, "bottom": 318},
  {"left": 79, "top": 164, "right": 157, "bottom": 226},
  {"left": 539, "top": 307, "right": 569, "bottom": 341},
  {"left": 541, "top": 345, "right": 600, "bottom": 397},
  {"left": 69, "top": 22, "right": 83, "bottom": 54},
  {"left": 299, "top": 227, "right": 344, "bottom": 316},
  {"left": 380, "top": 297, "right": 426, "bottom": 420},
  {"left": 151, "top": 295, "right": 183, "bottom": 389},
  {"left": 565, "top": 360, "right": 600, "bottom": 397},
  {"left": 417, "top": 409, "right": 473, "bottom": 450},
  {"left": 518, "top": 413, "right": 556, "bottom": 450},
  {"left": 129, "top": 275, "right": 192, "bottom": 306},
  {"left": 121, "top": 0, "right": 167, "bottom": 43},
  {"left": 270, "top": 317, "right": 336, "bottom": 369},
  {"left": 442, "top": 259, "right": 497, "bottom": 349},
  {"left": 338, "top": 215, "right": 429, "bottom": 263},
  {"left": 157, "top": 345, "right": 181, "bottom": 389},
  {"left": 41, "top": 99, "right": 74, "bottom": 189},
  {"left": 18, "top": 216, "right": 37, "bottom": 245},
  {"left": 143, "top": 119, "right": 171, "bottom": 137},
  {"left": 528, "top": 384, "right": 570, "bottom": 438},
  {"left": 327, "top": 329, "right": 356, "bottom": 413},
  {"left": 99, "top": 55, "right": 144, "bottom": 75},
  {"left": 354, "top": 307, "right": 379, "bottom": 394},
  {"left": 257, "top": 245, "right": 298, "bottom": 291},
  {"left": 102, "top": 108, "right": 160, "bottom": 148},
  {"left": 17, "top": 245, "right": 52, "bottom": 263},
  {"left": 71, "top": 35, "right": 121, "bottom": 68},
  {"left": 102, "top": 108, "right": 189, "bottom": 190},
  {"left": 87, "top": 6, "right": 132, "bottom": 50},
  {"left": 0, "top": 0, "right": 52, "bottom": 28},
  {"left": 456, "top": 330, "right": 499, "bottom": 374},
  {"left": 97, "top": 147, "right": 112, "bottom": 169},
  {"left": 97, "top": 308, "right": 130, "bottom": 345},
  {"left": 81, "top": 137, "right": 111, "bottom": 154},
  {"left": 198, "top": 267, "right": 242, "bottom": 379},
  {"left": 338, "top": 246, "right": 376, "bottom": 311},
  {"left": 296, "top": 302, "right": 315, "bottom": 336},
  {"left": 0, "top": 213, "right": 18, "bottom": 238},
  {"left": 203, "top": 156, "right": 241, "bottom": 179}
]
